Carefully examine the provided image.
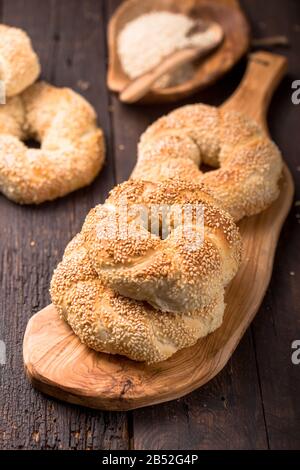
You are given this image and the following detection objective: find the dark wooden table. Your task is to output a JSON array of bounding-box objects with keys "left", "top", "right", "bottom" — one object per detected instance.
[{"left": 0, "top": 0, "right": 299, "bottom": 450}]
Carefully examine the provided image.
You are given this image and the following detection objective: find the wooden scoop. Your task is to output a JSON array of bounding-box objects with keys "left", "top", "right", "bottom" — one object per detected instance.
[{"left": 120, "top": 20, "right": 224, "bottom": 103}]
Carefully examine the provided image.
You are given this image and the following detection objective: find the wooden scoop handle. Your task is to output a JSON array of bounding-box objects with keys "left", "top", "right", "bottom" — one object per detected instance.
[
  {"left": 120, "top": 48, "right": 202, "bottom": 103},
  {"left": 221, "top": 51, "right": 287, "bottom": 133}
]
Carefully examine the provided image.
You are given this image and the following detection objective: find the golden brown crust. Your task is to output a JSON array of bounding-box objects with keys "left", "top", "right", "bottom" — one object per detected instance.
[
  {"left": 132, "top": 104, "right": 283, "bottom": 221},
  {"left": 81, "top": 179, "right": 241, "bottom": 313},
  {"left": 0, "top": 81, "right": 105, "bottom": 203},
  {"left": 0, "top": 24, "right": 40, "bottom": 97},
  {"left": 50, "top": 233, "right": 225, "bottom": 363}
]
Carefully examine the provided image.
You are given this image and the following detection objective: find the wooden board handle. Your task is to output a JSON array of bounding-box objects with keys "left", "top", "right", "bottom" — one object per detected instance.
[{"left": 221, "top": 51, "right": 287, "bottom": 132}]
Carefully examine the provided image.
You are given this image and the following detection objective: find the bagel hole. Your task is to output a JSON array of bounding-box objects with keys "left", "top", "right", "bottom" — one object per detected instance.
[
  {"left": 200, "top": 163, "right": 215, "bottom": 173},
  {"left": 145, "top": 214, "right": 169, "bottom": 240},
  {"left": 24, "top": 138, "right": 41, "bottom": 149},
  {"left": 146, "top": 206, "right": 201, "bottom": 241},
  {"left": 147, "top": 207, "right": 174, "bottom": 240}
]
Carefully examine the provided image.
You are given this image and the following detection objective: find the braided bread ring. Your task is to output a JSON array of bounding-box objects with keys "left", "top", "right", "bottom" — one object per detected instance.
[
  {"left": 132, "top": 104, "right": 283, "bottom": 221},
  {"left": 0, "top": 24, "right": 40, "bottom": 97},
  {"left": 50, "top": 233, "right": 225, "bottom": 364},
  {"left": 0, "top": 81, "right": 104, "bottom": 203},
  {"left": 81, "top": 179, "right": 241, "bottom": 313}
]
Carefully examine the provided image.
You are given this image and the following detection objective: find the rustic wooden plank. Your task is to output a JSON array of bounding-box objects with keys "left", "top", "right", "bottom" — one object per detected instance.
[
  {"left": 133, "top": 332, "right": 267, "bottom": 449},
  {"left": 105, "top": 0, "right": 268, "bottom": 450},
  {"left": 241, "top": 0, "right": 300, "bottom": 450},
  {"left": 0, "top": 0, "right": 128, "bottom": 450},
  {"left": 1, "top": 0, "right": 299, "bottom": 451}
]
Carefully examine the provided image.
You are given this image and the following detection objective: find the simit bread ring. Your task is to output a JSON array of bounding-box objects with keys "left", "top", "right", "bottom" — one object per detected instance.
[
  {"left": 132, "top": 104, "right": 283, "bottom": 221},
  {"left": 0, "top": 24, "right": 40, "bottom": 97},
  {"left": 81, "top": 179, "right": 241, "bottom": 313},
  {"left": 50, "top": 232, "right": 225, "bottom": 363},
  {"left": 0, "top": 81, "right": 105, "bottom": 203}
]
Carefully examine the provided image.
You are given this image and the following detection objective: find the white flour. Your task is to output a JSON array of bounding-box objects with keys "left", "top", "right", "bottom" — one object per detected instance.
[{"left": 118, "top": 11, "right": 215, "bottom": 86}]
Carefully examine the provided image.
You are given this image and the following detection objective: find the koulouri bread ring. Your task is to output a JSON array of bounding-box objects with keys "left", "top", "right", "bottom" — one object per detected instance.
[
  {"left": 0, "top": 81, "right": 105, "bottom": 203},
  {"left": 50, "top": 233, "right": 226, "bottom": 364},
  {"left": 132, "top": 104, "right": 283, "bottom": 221},
  {"left": 0, "top": 24, "right": 40, "bottom": 97},
  {"left": 80, "top": 179, "right": 242, "bottom": 313}
]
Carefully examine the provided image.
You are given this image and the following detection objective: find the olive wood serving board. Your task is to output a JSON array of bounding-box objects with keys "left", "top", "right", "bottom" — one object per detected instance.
[
  {"left": 107, "top": 0, "right": 250, "bottom": 103},
  {"left": 23, "top": 51, "right": 294, "bottom": 410}
]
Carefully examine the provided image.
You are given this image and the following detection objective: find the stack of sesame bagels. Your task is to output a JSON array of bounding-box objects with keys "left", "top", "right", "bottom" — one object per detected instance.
[
  {"left": 0, "top": 25, "right": 104, "bottom": 204},
  {"left": 51, "top": 180, "right": 242, "bottom": 363},
  {"left": 51, "top": 234, "right": 227, "bottom": 364},
  {"left": 80, "top": 180, "right": 241, "bottom": 313},
  {"left": 51, "top": 98, "right": 283, "bottom": 363}
]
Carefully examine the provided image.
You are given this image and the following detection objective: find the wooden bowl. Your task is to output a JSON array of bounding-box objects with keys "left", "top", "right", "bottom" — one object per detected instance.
[{"left": 107, "top": 0, "right": 250, "bottom": 103}]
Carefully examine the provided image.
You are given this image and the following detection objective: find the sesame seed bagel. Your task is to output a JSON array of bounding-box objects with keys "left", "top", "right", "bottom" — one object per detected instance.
[
  {"left": 132, "top": 104, "right": 283, "bottom": 221},
  {"left": 50, "top": 233, "right": 225, "bottom": 363},
  {"left": 0, "top": 81, "right": 105, "bottom": 203},
  {"left": 0, "top": 24, "right": 40, "bottom": 97},
  {"left": 81, "top": 179, "right": 241, "bottom": 313}
]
